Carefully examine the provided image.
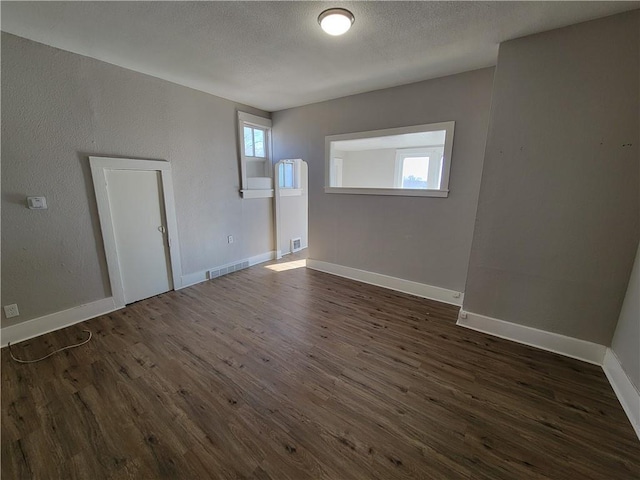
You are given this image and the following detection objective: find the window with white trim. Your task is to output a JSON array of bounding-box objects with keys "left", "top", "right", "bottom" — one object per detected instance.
[
  {"left": 275, "top": 159, "right": 303, "bottom": 196},
  {"left": 278, "top": 161, "right": 295, "bottom": 189},
  {"left": 244, "top": 125, "right": 266, "bottom": 158},
  {"left": 325, "top": 121, "right": 455, "bottom": 197},
  {"left": 394, "top": 147, "right": 444, "bottom": 190},
  {"left": 238, "top": 112, "right": 273, "bottom": 198}
]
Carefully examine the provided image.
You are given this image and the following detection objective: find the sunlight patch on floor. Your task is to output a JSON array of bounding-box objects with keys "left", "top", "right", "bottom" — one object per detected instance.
[{"left": 264, "top": 259, "right": 307, "bottom": 272}]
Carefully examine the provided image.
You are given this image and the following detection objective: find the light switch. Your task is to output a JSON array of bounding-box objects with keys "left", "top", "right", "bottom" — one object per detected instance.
[
  {"left": 27, "top": 196, "right": 48, "bottom": 210},
  {"left": 4, "top": 304, "right": 19, "bottom": 319}
]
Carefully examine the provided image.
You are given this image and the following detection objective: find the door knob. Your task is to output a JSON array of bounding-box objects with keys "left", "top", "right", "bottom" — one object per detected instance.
[{"left": 158, "top": 226, "right": 166, "bottom": 233}]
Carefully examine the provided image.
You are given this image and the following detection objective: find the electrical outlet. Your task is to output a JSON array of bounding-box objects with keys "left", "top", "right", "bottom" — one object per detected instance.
[
  {"left": 4, "top": 304, "right": 19, "bottom": 319},
  {"left": 227, "top": 235, "right": 234, "bottom": 244}
]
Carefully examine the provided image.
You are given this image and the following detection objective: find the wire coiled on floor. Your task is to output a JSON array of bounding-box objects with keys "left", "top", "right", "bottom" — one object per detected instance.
[{"left": 8, "top": 330, "right": 92, "bottom": 364}]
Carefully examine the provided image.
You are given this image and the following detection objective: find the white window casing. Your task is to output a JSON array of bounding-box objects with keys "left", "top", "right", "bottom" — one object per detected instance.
[
  {"left": 325, "top": 121, "right": 455, "bottom": 197},
  {"left": 238, "top": 111, "right": 273, "bottom": 199}
]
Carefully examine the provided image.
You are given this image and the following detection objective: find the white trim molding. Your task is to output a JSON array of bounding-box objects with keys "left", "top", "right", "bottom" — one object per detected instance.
[
  {"left": 247, "top": 251, "right": 277, "bottom": 267},
  {"left": 306, "top": 259, "right": 463, "bottom": 306},
  {"left": 323, "top": 187, "right": 449, "bottom": 197},
  {"left": 279, "top": 188, "right": 303, "bottom": 197},
  {"left": 238, "top": 111, "right": 273, "bottom": 197},
  {"left": 456, "top": 310, "right": 607, "bottom": 365},
  {"left": 238, "top": 111, "right": 272, "bottom": 128},
  {"left": 0, "top": 249, "right": 277, "bottom": 347},
  {"left": 457, "top": 311, "right": 640, "bottom": 440},
  {"left": 603, "top": 349, "right": 640, "bottom": 441},
  {"left": 0, "top": 297, "right": 119, "bottom": 347},
  {"left": 240, "top": 189, "right": 274, "bottom": 199},
  {"left": 179, "top": 251, "right": 277, "bottom": 289},
  {"left": 325, "top": 121, "right": 454, "bottom": 198}
]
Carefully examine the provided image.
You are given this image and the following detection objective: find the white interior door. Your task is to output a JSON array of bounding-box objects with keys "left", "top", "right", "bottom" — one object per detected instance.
[{"left": 105, "top": 169, "right": 173, "bottom": 304}]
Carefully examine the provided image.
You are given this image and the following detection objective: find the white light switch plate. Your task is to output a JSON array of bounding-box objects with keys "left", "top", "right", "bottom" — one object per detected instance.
[
  {"left": 27, "top": 196, "right": 48, "bottom": 209},
  {"left": 4, "top": 304, "right": 19, "bottom": 319}
]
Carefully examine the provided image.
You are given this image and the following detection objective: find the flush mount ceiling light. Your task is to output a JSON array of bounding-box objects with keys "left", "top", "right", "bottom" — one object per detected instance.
[{"left": 318, "top": 8, "right": 355, "bottom": 36}]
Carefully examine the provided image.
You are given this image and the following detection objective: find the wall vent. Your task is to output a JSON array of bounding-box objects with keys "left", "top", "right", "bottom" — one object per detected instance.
[
  {"left": 291, "top": 237, "right": 302, "bottom": 253},
  {"left": 208, "top": 260, "right": 251, "bottom": 281}
]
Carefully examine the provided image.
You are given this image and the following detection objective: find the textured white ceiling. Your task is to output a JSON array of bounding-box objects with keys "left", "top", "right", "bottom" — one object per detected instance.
[{"left": 2, "top": 1, "right": 638, "bottom": 111}]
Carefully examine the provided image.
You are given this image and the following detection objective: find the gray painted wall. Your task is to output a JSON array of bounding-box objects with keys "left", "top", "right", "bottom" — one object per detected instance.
[
  {"left": 611, "top": 243, "right": 640, "bottom": 390},
  {"left": 1, "top": 33, "right": 273, "bottom": 327},
  {"left": 273, "top": 68, "right": 494, "bottom": 292},
  {"left": 464, "top": 12, "right": 640, "bottom": 345}
]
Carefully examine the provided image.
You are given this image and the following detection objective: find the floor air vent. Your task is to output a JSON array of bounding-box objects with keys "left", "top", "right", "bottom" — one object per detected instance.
[{"left": 208, "top": 261, "right": 250, "bottom": 280}]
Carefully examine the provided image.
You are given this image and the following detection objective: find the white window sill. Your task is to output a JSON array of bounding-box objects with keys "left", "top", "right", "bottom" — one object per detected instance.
[
  {"left": 241, "top": 189, "right": 274, "bottom": 199},
  {"left": 324, "top": 187, "right": 449, "bottom": 197},
  {"left": 278, "top": 188, "right": 303, "bottom": 197}
]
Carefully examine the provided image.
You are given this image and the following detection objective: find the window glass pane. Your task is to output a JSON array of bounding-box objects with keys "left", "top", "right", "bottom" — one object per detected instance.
[
  {"left": 284, "top": 163, "right": 294, "bottom": 188},
  {"left": 401, "top": 157, "right": 429, "bottom": 189},
  {"left": 244, "top": 126, "right": 254, "bottom": 157},
  {"left": 280, "top": 163, "right": 294, "bottom": 188},
  {"left": 253, "top": 128, "right": 265, "bottom": 158}
]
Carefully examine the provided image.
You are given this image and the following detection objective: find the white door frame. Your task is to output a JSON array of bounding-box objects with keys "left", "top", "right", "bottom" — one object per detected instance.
[{"left": 89, "top": 156, "right": 183, "bottom": 308}]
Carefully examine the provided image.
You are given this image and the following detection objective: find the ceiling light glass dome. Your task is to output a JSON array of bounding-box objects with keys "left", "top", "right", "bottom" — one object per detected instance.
[{"left": 318, "top": 8, "right": 355, "bottom": 36}]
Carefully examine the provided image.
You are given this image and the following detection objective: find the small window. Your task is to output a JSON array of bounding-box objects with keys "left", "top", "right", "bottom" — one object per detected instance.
[
  {"left": 275, "top": 159, "right": 303, "bottom": 197},
  {"left": 243, "top": 125, "right": 267, "bottom": 158},
  {"left": 279, "top": 161, "right": 295, "bottom": 189},
  {"left": 238, "top": 112, "right": 273, "bottom": 198},
  {"left": 399, "top": 157, "right": 429, "bottom": 188},
  {"left": 394, "top": 147, "right": 443, "bottom": 190}
]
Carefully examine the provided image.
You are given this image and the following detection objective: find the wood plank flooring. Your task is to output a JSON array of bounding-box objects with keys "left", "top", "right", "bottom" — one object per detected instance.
[{"left": 2, "top": 255, "right": 639, "bottom": 479}]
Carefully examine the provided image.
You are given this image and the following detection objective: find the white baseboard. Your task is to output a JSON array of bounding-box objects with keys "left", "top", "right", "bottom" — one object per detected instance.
[
  {"left": 306, "top": 259, "right": 464, "bottom": 306},
  {"left": 0, "top": 250, "right": 278, "bottom": 347},
  {"left": 603, "top": 349, "right": 640, "bottom": 441},
  {"left": 179, "top": 250, "right": 277, "bottom": 288},
  {"left": 457, "top": 311, "right": 640, "bottom": 441},
  {"left": 248, "top": 250, "right": 277, "bottom": 266},
  {"left": 456, "top": 310, "right": 607, "bottom": 365},
  {"left": 180, "top": 271, "right": 209, "bottom": 289},
  {"left": 279, "top": 244, "right": 308, "bottom": 259},
  {"left": 0, "top": 297, "right": 119, "bottom": 347}
]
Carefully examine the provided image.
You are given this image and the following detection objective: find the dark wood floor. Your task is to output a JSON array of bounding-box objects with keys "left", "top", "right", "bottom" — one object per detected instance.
[{"left": 2, "top": 255, "right": 639, "bottom": 479}]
